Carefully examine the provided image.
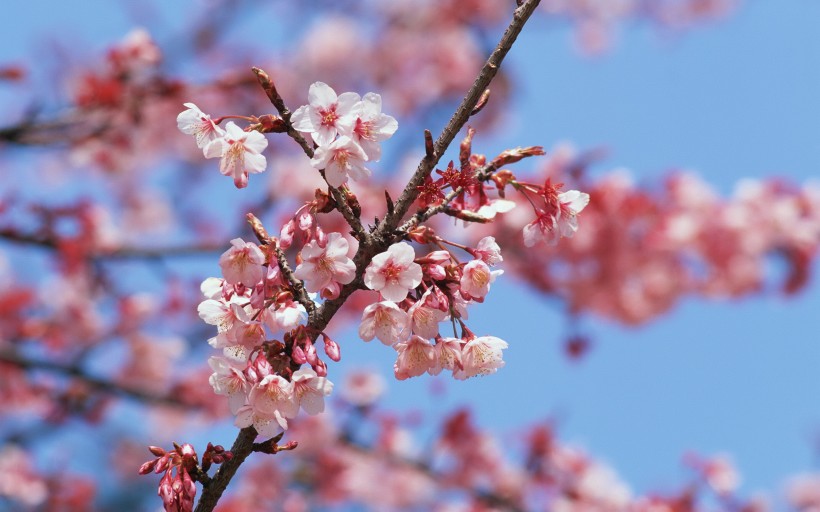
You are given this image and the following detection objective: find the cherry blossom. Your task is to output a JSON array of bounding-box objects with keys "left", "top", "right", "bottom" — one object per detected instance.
[
  {"left": 430, "top": 336, "right": 463, "bottom": 376},
  {"left": 207, "top": 356, "right": 248, "bottom": 414},
  {"left": 407, "top": 290, "right": 448, "bottom": 339},
  {"left": 293, "top": 232, "right": 356, "bottom": 294},
  {"left": 218, "top": 238, "right": 266, "bottom": 288},
  {"left": 347, "top": 92, "right": 398, "bottom": 161},
  {"left": 309, "top": 135, "right": 370, "bottom": 188},
  {"left": 203, "top": 121, "right": 268, "bottom": 188},
  {"left": 359, "top": 301, "right": 410, "bottom": 345},
  {"left": 459, "top": 259, "right": 502, "bottom": 300},
  {"left": 393, "top": 335, "right": 435, "bottom": 380},
  {"left": 291, "top": 82, "right": 360, "bottom": 146},
  {"left": 291, "top": 368, "right": 333, "bottom": 415},
  {"left": 454, "top": 335, "right": 508, "bottom": 379},
  {"left": 363, "top": 242, "right": 423, "bottom": 302},
  {"left": 176, "top": 103, "right": 225, "bottom": 150}
]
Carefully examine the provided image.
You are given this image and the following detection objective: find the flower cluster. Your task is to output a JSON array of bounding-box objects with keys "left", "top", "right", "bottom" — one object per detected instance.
[
  {"left": 177, "top": 104, "right": 269, "bottom": 189},
  {"left": 358, "top": 237, "right": 508, "bottom": 380},
  {"left": 292, "top": 82, "right": 398, "bottom": 187},
  {"left": 199, "top": 237, "right": 335, "bottom": 436}
]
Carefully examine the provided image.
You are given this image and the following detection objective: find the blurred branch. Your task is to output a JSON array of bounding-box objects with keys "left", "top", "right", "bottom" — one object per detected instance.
[
  {"left": 0, "top": 228, "right": 222, "bottom": 259},
  {"left": 0, "top": 347, "right": 197, "bottom": 409}
]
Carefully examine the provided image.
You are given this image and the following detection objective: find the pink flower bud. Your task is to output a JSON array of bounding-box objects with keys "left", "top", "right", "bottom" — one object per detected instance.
[
  {"left": 305, "top": 342, "right": 319, "bottom": 366},
  {"left": 280, "top": 220, "right": 296, "bottom": 249},
  {"left": 427, "top": 264, "right": 447, "bottom": 281},
  {"left": 324, "top": 336, "right": 341, "bottom": 362},
  {"left": 138, "top": 460, "right": 156, "bottom": 475},
  {"left": 149, "top": 446, "right": 166, "bottom": 457},
  {"left": 313, "top": 359, "right": 328, "bottom": 377},
  {"left": 292, "top": 344, "right": 308, "bottom": 365},
  {"left": 321, "top": 281, "right": 341, "bottom": 300},
  {"left": 314, "top": 226, "right": 327, "bottom": 247},
  {"left": 298, "top": 211, "right": 314, "bottom": 231}
]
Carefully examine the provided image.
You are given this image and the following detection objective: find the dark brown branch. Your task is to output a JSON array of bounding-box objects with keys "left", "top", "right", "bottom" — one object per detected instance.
[
  {"left": 376, "top": 0, "right": 542, "bottom": 238},
  {"left": 194, "top": 427, "right": 258, "bottom": 512}
]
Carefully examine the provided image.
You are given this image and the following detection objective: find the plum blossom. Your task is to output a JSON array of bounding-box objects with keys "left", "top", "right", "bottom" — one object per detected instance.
[
  {"left": 293, "top": 232, "right": 356, "bottom": 294},
  {"left": 291, "top": 82, "right": 360, "bottom": 146},
  {"left": 204, "top": 121, "right": 268, "bottom": 188},
  {"left": 454, "top": 335, "right": 508, "bottom": 379},
  {"left": 359, "top": 301, "right": 410, "bottom": 345},
  {"left": 393, "top": 335, "right": 435, "bottom": 380},
  {"left": 176, "top": 102, "right": 224, "bottom": 149},
  {"left": 219, "top": 238, "right": 265, "bottom": 287},
  {"left": 348, "top": 92, "right": 398, "bottom": 161},
  {"left": 364, "top": 242, "right": 423, "bottom": 302},
  {"left": 310, "top": 136, "right": 370, "bottom": 188},
  {"left": 291, "top": 368, "right": 334, "bottom": 415}
]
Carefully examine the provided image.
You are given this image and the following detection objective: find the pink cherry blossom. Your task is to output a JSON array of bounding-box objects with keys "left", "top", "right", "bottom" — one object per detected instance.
[
  {"left": 363, "top": 242, "right": 423, "bottom": 302},
  {"left": 250, "top": 373, "right": 300, "bottom": 424},
  {"left": 454, "top": 335, "right": 508, "bottom": 379},
  {"left": 176, "top": 102, "right": 224, "bottom": 149},
  {"left": 524, "top": 189, "right": 590, "bottom": 247},
  {"left": 207, "top": 356, "right": 248, "bottom": 414},
  {"left": 203, "top": 121, "right": 268, "bottom": 188},
  {"left": 309, "top": 135, "right": 370, "bottom": 188},
  {"left": 291, "top": 82, "right": 360, "bottom": 146},
  {"left": 291, "top": 368, "right": 334, "bottom": 415},
  {"left": 359, "top": 301, "right": 410, "bottom": 346},
  {"left": 408, "top": 290, "right": 447, "bottom": 339},
  {"left": 219, "top": 238, "right": 265, "bottom": 287},
  {"left": 473, "top": 236, "right": 503, "bottom": 265},
  {"left": 393, "top": 335, "right": 435, "bottom": 380},
  {"left": 430, "top": 337, "right": 463, "bottom": 376},
  {"left": 347, "top": 92, "right": 398, "bottom": 161},
  {"left": 459, "top": 259, "right": 502, "bottom": 300},
  {"left": 293, "top": 232, "right": 356, "bottom": 293}
]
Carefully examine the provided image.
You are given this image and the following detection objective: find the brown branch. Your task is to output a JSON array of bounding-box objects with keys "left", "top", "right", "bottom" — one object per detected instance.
[
  {"left": 0, "top": 228, "right": 222, "bottom": 259},
  {"left": 0, "top": 347, "right": 195, "bottom": 409},
  {"left": 193, "top": 3, "right": 542, "bottom": 510},
  {"left": 376, "top": 0, "right": 542, "bottom": 239}
]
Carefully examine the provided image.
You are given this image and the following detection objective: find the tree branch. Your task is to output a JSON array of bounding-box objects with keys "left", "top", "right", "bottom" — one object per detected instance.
[
  {"left": 192, "top": 2, "right": 542, "bottom": 509},
  {"left": 376, "top": 0, "right": 541, "bottom": 239},
  {"left": 0, "top": 347, "right": 195, "bottom": 409}
]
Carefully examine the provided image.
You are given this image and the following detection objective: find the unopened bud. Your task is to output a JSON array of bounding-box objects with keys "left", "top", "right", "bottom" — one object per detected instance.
[
  {"left": 292, "top": 344, "right": 308, "bottom": 365},
  {"left": 148, "top": 446, "right": 166, "bottom": 457},
  {"left": 491, "top": 146, "right": 545, "bottom": 168},
  {"left": 323, "top": 336, "right": 341, "bottom": 362},
  {"left": 408, "top": 225, "right": 437, "bottom": 244},
  {"left": 138, "top": 460, "right": 156, "bottom": 475},
  {"left": 313, "top": 359, "right": 328, "bottom": 377}
]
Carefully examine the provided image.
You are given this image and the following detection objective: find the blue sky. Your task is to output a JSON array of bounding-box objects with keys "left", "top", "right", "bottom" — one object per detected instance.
[{"left": 4, "top": 0, "right": 820, "bottom": 507}]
